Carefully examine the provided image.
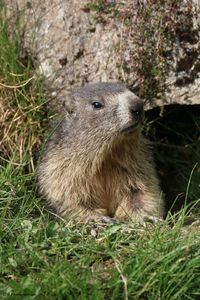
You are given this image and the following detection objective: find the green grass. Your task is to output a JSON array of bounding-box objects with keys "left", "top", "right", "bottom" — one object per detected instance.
[
  {"left": 0, "top": 4, "right": 200, "bottom": 300},
  {"left": 0, "top": 162, "right": 200, "bottom": 300},
  {"left": 0, "top": 165, "right": 200, "bottom": 299}
]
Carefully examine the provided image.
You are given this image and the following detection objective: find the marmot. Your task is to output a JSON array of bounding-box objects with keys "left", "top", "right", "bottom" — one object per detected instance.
[{"left": 38, "top": 82, "right": 164, "bottom": 223}]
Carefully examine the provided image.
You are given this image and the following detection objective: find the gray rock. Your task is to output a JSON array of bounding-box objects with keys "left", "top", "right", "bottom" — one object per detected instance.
[{"left": 5, "top": 0, "right": 200, "bottom": 111}]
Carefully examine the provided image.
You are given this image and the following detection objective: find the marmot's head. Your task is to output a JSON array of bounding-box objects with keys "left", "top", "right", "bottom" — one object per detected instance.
[{"left": 68, "top": 82, "right": 144, "bottom": 140}]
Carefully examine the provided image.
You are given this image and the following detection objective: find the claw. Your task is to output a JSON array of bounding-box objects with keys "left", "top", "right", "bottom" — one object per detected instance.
[{"left": 89, "top": 215, "right": 119, "bottom": 224}]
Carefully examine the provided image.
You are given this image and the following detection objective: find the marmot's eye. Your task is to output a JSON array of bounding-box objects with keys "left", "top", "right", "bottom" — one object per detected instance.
[{"left": 92, "top": 101, "right": 104, "bottom": 109}]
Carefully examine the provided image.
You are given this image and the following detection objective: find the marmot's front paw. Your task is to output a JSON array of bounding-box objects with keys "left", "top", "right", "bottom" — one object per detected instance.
[
  {"left": 88, "top": 215, "right": 119, "bottom": 224},
  {"left": 143, "top": 215, "right": 163, "bottom": 224}
]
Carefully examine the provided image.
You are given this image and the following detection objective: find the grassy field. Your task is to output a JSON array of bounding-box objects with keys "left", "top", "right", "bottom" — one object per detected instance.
[{"left": 0, "top": 6, "right": 200, "bottom": 300}]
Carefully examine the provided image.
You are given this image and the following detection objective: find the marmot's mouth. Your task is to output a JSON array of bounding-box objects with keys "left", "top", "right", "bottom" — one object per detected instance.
[{"left": 121, "top": 122, "right": 140, "bottom": 134}]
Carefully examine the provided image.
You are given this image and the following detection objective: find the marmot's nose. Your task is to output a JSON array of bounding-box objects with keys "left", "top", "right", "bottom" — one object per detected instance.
[{"left": 130, "top": 102, "right": 144, "bottom": 120}]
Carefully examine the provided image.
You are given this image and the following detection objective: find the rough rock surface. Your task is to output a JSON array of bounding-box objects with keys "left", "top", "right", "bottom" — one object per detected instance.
[{"left": 5, "top": 0, "right": 200, "bottom": 110}]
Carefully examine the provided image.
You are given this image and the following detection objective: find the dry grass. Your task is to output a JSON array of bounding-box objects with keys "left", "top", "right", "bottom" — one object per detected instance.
[
  {"left": 0, "top": 3, "right": 48, "bottom": 172},
  {"left": 0, "top": 26, "right": 48, "bottom": 172},
  {"left": 0, "top": 75, "right": 46, "bottom": 171}
]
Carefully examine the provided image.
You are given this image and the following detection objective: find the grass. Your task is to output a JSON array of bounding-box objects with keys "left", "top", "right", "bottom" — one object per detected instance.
[
  {"left": 0, "top": 2, "right": 47, "bottom": 172},
  {"left": 0, "top": 4, "right": 200, "bottom": 300}
]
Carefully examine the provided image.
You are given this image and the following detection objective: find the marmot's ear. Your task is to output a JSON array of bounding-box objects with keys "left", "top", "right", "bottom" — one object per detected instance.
[{"left": 62, "top": 94, "right": 76, "bottom": 115}]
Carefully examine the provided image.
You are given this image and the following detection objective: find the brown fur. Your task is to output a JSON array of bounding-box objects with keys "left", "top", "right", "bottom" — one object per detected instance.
[{"left": 38, "top": 82, "right": 164, "bottom": 223}]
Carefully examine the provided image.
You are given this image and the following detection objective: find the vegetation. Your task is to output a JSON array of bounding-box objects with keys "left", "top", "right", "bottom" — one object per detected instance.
[
  {"left": 85, "top": 0, "right": 199, "bottom": 101},
  {"left": 0, "top": 10, "right": 47, "bottom": 172},
  {"left": 0, "top": 3, "right": 200, "bottom": 300}
]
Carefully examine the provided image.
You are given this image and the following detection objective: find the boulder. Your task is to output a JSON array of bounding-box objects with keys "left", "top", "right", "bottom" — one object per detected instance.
[{"left": 5, "top": 0, "right": 200, "bottom": 110}]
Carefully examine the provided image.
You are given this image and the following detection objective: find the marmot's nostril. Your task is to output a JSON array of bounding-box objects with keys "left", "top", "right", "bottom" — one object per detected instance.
[
  {"left": 131, "top": 108, "right": 140, "bottom": 116},
  {"left": 130, "top": 103, "right": 143, "bottom": 118}
]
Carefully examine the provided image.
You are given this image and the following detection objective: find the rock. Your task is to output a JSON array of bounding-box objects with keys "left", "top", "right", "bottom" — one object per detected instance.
[{"left": 5, "top": 0, "right": 200, "bottom": 110}]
